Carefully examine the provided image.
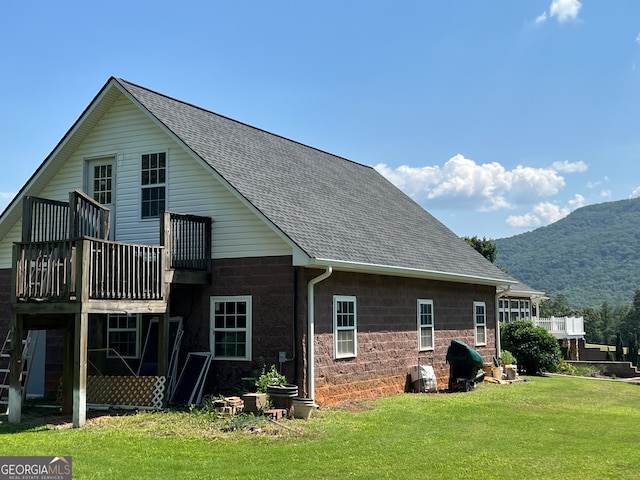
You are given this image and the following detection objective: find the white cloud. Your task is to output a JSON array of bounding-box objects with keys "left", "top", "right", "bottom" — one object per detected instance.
[
  {"left": 374, "top": 154, "right": 565, "bottom": 211},
  {"left": 636, "top": 33, "right": 640, "bottom": 45},
  {"left": 549, "top": 0, "right": 582, "bottom": 23},
  {"left": 568, "top": 193, "right": 585, "bottom": 209},
  {"left": 631, "top": 186, "right": 640, "bottom": 198},
  {"left": 505, "top": 194, "right": 584, "bottom": 228},
  {"left": 536, "top": 0, "right": 582, "bottom": 25},
  {"left": 551, "top": 160, "right": 587, "bottom": 173},
  {"left": 535, "top": 12, "right": 548, "bottom": 24},
  {"left": 600, "top": 189, "right": 612, "bottom": 198}
]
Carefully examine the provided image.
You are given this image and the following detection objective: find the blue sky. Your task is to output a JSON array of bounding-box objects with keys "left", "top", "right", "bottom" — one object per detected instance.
[{"left": 2, "top": 0, "right": 639, "bottom": 239}]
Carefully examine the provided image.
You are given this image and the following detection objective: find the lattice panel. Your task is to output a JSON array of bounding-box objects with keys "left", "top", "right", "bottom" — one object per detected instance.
[{"left": 87, "top": 376, "right": 166, "bottom": 409}]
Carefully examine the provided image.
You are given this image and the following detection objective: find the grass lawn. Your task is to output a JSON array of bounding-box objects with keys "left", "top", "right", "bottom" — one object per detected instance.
[{"left": 1, "top": 375, "right": 639, "bottom": 479}]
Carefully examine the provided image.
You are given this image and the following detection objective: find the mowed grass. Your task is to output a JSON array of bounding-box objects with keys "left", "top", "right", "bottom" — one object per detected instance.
[{"left": 1, "top": 376, "right": 639, "bottom": 479}]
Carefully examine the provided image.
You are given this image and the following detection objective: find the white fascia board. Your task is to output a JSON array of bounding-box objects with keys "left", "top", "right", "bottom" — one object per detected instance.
[{"left": 306, "top": 257, "right": 519, "bottom": 287}]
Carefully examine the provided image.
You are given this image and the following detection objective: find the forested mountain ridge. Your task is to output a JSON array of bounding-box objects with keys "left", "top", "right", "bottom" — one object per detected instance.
[{"left": 494, "top": 197, "right": 640, "bottom": 309}]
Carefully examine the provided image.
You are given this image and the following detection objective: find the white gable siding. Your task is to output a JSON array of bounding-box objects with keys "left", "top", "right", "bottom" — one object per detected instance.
[
  {"left": 0, "top": 222, "right": 21, "bottom": 267},
  {"left": 0, "top": 93, "right": 291, "bottom": 268}
]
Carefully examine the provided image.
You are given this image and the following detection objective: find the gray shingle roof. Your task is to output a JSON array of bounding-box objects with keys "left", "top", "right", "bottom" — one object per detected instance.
[{"left": 117, "top": 78, "right": 514, "bottom": 285}]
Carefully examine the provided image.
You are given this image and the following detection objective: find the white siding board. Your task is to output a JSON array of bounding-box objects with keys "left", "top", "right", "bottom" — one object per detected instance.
[
  {"left": 0, "top": 221, "right": 21, "bottom": 268},
  {"left": 0, "top": 92, "right": 292, "bottom": 267}
]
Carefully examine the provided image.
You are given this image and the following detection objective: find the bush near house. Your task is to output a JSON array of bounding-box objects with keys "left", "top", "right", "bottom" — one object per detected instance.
[{"left": 501, "top": 320, "right": 562, "bottom": 374}]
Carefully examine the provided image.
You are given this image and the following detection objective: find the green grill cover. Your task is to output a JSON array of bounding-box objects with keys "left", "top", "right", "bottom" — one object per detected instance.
[{"left": 446, "top": 339, "right": 484, "bottom": 369}]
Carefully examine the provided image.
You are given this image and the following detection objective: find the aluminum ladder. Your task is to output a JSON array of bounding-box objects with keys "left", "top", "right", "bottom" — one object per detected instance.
[{"left": 0, "top": 329, "right": 40, "bottom": 413}]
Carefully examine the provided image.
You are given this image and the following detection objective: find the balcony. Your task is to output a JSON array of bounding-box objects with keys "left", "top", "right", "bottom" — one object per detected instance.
[
  {"left": 12, "top": 191, "right": 211, "bottom": 314},
  {"left": 532, "top": 316, "right": 585, "bottom": 339}
]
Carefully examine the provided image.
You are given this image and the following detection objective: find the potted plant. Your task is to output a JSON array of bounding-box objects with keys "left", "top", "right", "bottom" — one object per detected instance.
[{"left": 255, "top": 364, "right": 298, "bottom": 411}]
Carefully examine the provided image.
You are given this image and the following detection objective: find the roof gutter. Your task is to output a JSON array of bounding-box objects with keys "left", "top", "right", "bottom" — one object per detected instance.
[
  {"left": 308, "top": 257, "right": 517, "bottom": 287},
  {"left": 307, "top": 266, "right": 333, "bottom": 401}
]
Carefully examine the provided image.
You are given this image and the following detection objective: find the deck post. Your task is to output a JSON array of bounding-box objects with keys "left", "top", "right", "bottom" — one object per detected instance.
[
  {"left": 8, "top": 313, "right": 23, "bottom": 423},
  {"left": 72, "top": 312, "right": 88, "bottom": 428}
]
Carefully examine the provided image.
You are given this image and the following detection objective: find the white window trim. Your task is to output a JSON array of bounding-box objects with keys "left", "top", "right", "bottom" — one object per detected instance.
[
  {"left": 474, "top": 301, "right": 487, "bottom": 346},
  {"left": 107, "top": 313, "right": 140, "bottom": 359},
  {"left": 140, "top": 150, "right": 168, "bottom": 220},
  {"left": 417, "top": 299, "right": 435, "bottom": 351},
  {"left": 210, "top": 295, "right": 252, "bottom": 361},
  {"left": 333, "top": 295, "right": 357, "bottom": 359}
]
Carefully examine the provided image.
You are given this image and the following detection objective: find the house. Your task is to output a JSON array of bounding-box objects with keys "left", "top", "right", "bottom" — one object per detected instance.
[
  {"left": 497, "top": 281, "right": 585, "bottom": 360},
  {"left": 0, "top": 77, "right": 517, "bottom": 426}
]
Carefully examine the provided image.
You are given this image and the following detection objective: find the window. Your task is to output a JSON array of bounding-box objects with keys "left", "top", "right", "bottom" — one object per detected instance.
[
  {"left": 474, "top": 301, "right": 487, "bottom": 346},
  {"left": 141, "top": 152, "right": 166, "bottom": 218},
  {"left": 107, "top": 314, "right": 140, "bottom": 358},
  {"left": 417, "top": 299, "right": 434, "bottom": 350},
  {"left": 334, "top": 296, "right": 357, "bottom": 358},
  {"left": 210, "top": 296, "right": 252, "bottom": 360},
  {"left": 92, "top": 164, "right": 113, "bottom": 205}
]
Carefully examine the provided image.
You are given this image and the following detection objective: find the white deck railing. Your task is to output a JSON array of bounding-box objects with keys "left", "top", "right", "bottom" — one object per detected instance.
[{"left": 532, "top": 316, "right": 585, "bottom": 339}]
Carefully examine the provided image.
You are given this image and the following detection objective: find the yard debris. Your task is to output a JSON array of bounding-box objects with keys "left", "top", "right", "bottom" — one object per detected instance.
[{"left": 212, "top": 396, "right": 244, "bottom": 415}]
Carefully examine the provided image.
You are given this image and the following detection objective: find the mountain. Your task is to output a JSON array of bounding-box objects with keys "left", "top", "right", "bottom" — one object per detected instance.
[{"left": 494, "top": 197, "right": 640, "bottom": 309}]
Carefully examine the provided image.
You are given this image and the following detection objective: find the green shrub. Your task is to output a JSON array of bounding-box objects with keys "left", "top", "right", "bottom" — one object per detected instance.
[
  {"left": 500, "top": 350, "right": 517, "bottom": 365},
  {"left": 556, "top": 361, "right": 576, "bottom": 375},
  {"left": 501, "top": 321, "right": 562, "bottom": 375},
  {"left": 254, "top": 364, "right": 287, "bottom": 393},
  {"left": 573, "top": 365, "right": 601, "bottom": 378}
]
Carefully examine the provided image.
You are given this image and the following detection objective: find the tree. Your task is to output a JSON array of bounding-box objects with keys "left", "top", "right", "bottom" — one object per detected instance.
[
  {"left": 619, "top": 288, "right": 640, "bottom": 340},
  {"left": 464, "top": 236, "right": 497, "bottom": 264},
  {"left": 501, "top": 320, "right": 562, "bottom": 375},
  {"left": 626, "top": 332, "right": 639, "bottom": 367},
  {"left": 615, "top": 332, "right": 624, "bottom": 361},
  {"left": 581, "top": 306, "right": 603, "bottom": 344},
  {"left": 540, "top": 294, "right": 575, "bottom": 318}
]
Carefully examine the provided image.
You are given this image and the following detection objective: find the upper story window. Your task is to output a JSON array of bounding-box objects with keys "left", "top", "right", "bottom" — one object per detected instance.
[
  {"left": 417, "top": 299, "right": 434, "bottom": 351},
  {"left": 141, "top": 152, "right": 166, "bottom": 219},
  {"left": 474, "top": 301, "right": 487, "bottom": 346},
  {"left": 334, "top": 296, "right": 357, "bottom": 359}
]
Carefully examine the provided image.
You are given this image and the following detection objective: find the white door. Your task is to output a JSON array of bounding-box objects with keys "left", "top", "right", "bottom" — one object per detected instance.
[{"left": 87, "top": 158, "right": 116, "bottom": 239}]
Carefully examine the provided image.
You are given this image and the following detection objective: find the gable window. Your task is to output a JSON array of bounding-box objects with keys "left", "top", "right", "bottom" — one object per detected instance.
[
  {"left": 417, "top": 299, "right": 434, "bottom": 350},
  {"left": 107, "top": 314, "right": 140, "bottom": 358},
  {"left": 210, "top": 296, "right": 252, "bottom": 361},
  {"left": 474, "top": 301, "right": 487, "bottom": 346},
  {"left": 141, "top": 152, "right": 166, "bottom": 219},
  {"left": 334, "top": 296, "right": 357, "bottom": 359}
]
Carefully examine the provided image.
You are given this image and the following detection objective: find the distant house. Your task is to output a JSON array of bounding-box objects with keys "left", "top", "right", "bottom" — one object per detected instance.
[
  {"left": 0, "top": 77, "right": 516, "bottom": 426},
  {"left": 497, "top": 281, "right": 585, "bottom": 362},
  {"left": 498, "top": 282, "right": 547, "bottom": 323}
]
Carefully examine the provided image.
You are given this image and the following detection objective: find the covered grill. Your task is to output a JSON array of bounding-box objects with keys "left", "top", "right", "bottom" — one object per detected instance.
[{"left": 446, "top": 339, "right": 485, "bottom": 392}]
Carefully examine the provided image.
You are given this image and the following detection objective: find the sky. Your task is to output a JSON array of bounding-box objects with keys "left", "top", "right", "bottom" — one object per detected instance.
[{"left": 2, "top": 0, "right": 640, "bottom": 239}]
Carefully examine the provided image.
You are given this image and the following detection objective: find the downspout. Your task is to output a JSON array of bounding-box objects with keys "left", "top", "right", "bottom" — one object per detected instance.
[
  {"left": 495, "top": 285, "right": 511, "bottom": 359},
  {"left": 307, "top": 266, "right": 333, "bottom": 401}
]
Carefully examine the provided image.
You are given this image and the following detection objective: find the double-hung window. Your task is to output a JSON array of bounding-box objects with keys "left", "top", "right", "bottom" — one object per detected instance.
[
  {"left": 334, "top": 296, "right": 357, "bottom": 359},
  {"left": 107, "top": 314, "right": 140, "bottom": 358},
  {"left": 210, "top": 296, "right": 252, "bottom": 360},
  {"left": 141, "top": 152, "right": 166, "bottom": 219},
  {"left": 474, "top": 301, "right": 487, "bottom": 346},
  {"left": 417, "top": 299, "right": 434, "bottom": 350}
]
